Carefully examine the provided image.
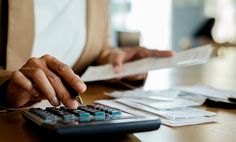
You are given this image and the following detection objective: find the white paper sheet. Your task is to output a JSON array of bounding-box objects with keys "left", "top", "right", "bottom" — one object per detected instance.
[
  {"left": 119, "top": 97, "right": 205, "bottom": 110},
  {"left": 160, "top": 117, "right": 218, "bottom": 127},
  {"left": 105, "top": 88, "right": 180, "bottom": 101},
  {"left": 173, "top": 84, "right": 236, "bottom": 100},
  {"left": 95, "top": 99, "right": 155, "bottom": 117},
  {"left": 95, "top": 99, "right": 217, "bottom": 127},
  {"left": 105, "top": 88, "right": 207, "bottom": 109},
  {"left": 114, "top": 98, "right": 211, "bottom": 119},
  {"left": 81, "top": 44, "right": 213, "bottom": 82}
]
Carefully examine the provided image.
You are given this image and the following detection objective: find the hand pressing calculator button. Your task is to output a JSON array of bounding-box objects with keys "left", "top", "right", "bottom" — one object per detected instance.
[{"left": 22, "top": 103, "right": 161, "bottom": 136}]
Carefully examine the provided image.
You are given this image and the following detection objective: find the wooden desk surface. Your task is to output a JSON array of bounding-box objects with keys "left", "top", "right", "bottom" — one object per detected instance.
[
  {"left": 0, "top": 82, "right": 140, "bottom": 142},
  {"left": 1, "top": 56, "right": 236, "bottom": 142}
]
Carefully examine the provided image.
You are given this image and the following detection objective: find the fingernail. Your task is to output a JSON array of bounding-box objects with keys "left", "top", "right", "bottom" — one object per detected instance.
[
  {"left": 69, "top": 100, "right": 79, "bottom": 109},
  {"left": 76, "top": 82, "right": 87, "bottom": 92},
  {"left": 51, "top": 96, "right": 60, "bottom": 106},
  {"left": 114, "top": 65, "right": 122, "bottom": 73}
]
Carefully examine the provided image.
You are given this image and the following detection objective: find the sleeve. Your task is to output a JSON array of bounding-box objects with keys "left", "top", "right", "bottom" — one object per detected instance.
[
  {"left": 0, "top": 79, "right": 9, "bottom": 106},
  {"left": 0, "top": 70, "right": 11, "bottom": 106}
]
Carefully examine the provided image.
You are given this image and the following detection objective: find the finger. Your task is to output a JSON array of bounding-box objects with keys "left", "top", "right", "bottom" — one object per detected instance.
[
  {"left": 10, "top": 71, "right": 39, "bottom": 97},
  {"left": 6, "top": 82, "right": 32, "bottom": 107},
  {"left": 123, "top": 73, "right": 147, "bottom": 81},
  {"left": 41, "top": 55, "right": 86, "bottom": 94},
  {"left": 44, "top": 68, "right": 78, "bottom": 109},
  {"left": 20, "top": 68, "right": 60, "bottom": 106},
  {"left": 149, "top": 50, "right": 175, "bottom": 57},
  {"left": 131, "top": 47, "right": 175, "bottom": 58},
  {"left": 111, "top": 50, "right": 126, "bottom": 73}
]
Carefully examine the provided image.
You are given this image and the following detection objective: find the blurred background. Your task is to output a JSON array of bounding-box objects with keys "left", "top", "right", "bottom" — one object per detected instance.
[{"left": 109, "top": 0, "right": 236, "bottom": 91}]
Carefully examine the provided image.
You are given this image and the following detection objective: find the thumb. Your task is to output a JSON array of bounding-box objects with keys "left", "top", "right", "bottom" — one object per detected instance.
[{"left": 150, "top": 50, "right": 175, "bottom": 57}]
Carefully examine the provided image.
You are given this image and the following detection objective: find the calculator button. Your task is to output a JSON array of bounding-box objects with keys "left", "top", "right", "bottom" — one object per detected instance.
[
  {"left": 93, "top": 111, "right": 106, "bottom": 120},
  {"left": 46, "top": 107, "right": 75, "bottom": 122},
  {"left": 63, "top": 108, "right": 90, "bottom": 122},
  {"left": 109, "top": 110, "right": 122, "bottom": 118},
  {"left": 78, "top": 106, "right": 105, "bottom": 120},
  {"left": 29, "top": 108, "right": 57, "bottom": 122},
  {"left": 73, "top": 111, "right": 90, "bottom": 122},
  {"left": 88, "top": 104, "right": 122, "bottom": 118}
]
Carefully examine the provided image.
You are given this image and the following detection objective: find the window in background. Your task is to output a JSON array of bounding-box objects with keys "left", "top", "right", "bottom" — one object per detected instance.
[
  {"left": 205, "top": 0, "right": 236, "bottom": 44},
  {"left": 172, "top": 0, "right": 206, "bottom": 51},
  {"left": 110, "top": 0, "right": 172, "bottom": 90},
  {"left": 109, "top": 0, "right": 131, "bottom": 47}
]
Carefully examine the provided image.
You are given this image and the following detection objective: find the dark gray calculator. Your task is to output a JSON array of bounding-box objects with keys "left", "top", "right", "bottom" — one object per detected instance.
[{"left": 22, "top": 103, "right": 161, "bottom": 136}]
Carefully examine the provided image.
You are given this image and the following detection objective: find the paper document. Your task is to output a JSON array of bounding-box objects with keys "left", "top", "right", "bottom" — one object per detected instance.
[
  {"left": 95, "top": 99, "right": 217, "bottom": 127},
  {"left": 115, "top": 99, "right": 213, "bottom": 120},
  {"left": 95, "top": 99, "right": 155, "bottom": 117},
  {"left": 174, "top": 84, "right": 236, "bottom": 100},
  {"left": 105, "top": 88, "right": 179, "bottom": 101},
  {"left": 81, "top": 45, "right": 213, "bottom": 82},
  {"left": 105, "top": 88, "right": 206, "bottom": 109},
  {"left": 158, "top": 117, "right": 217, "bottom": 127},
  {"left": 119, "top": 98, "right": 205, "bottom": 110}
]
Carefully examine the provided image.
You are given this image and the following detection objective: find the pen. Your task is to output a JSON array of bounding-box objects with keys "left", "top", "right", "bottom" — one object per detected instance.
[{"left": 75, "top": 94, "right": 84, "bottom": 105}]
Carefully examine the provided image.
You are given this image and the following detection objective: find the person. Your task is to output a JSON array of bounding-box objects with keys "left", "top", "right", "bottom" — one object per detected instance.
[{"left": 0, "top": 0, "right": 174, "bottom": 109}]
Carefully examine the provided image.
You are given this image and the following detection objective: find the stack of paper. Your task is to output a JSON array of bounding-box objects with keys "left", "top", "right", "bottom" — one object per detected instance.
[
  {"left": 96, "top": 89, "right": 218, "bottom": 127},
  {"left": 173, "top": 84, "right": 236, "bottom": 102}
]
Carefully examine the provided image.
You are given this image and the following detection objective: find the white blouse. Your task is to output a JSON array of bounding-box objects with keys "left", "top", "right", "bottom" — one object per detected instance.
[{"left": 32, "top": 0, "right": 86, "bottom": 67}]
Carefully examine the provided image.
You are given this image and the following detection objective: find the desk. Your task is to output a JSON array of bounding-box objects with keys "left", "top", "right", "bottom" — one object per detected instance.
[
  {"left": 139, "top": 56, "right": 236, "bottom": 142},
  {"left": 0, "top": 82, "right": 140, "bottom": 142},
  {"left": 0, "top": 57, "right": 236, "bottom": 142}
]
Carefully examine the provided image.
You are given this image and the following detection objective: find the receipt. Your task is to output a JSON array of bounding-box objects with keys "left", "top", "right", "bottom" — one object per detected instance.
[
  {"left": 105, "top": 88, "right": 180, "bottom": 101},
  {"left": 81, "top": 45, "right": 213, "bottom": 82},
  {"left": 173, "top": 84, "right": 235, "bottom": 100},
  {"left": 121, "top": 98, "right": 205, "bottom": 110},
  {"left": 95, "top": 99, "right": 217, "bottom": 127},
  {"left": 115, "top": 98, "right": 216, "bottom": 120}
]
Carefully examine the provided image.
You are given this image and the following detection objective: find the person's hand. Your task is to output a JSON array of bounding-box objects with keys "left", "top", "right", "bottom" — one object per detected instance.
[
  {"left": 6, "top": 55, "right": 86, "bottom": 109},
  {"left": 108, "top": 46, "right": 175, "bottom": 81}
]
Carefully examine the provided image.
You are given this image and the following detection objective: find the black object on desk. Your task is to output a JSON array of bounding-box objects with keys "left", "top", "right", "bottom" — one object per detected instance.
[
  {"left": 205, "top": 97, "right": 236, "bottom": 109},
  {"left": 228, "top": 97, "right": 236, "bottom": 103},
  {"left": 22, "top": 103, "right": 160, "bottom": 136}
]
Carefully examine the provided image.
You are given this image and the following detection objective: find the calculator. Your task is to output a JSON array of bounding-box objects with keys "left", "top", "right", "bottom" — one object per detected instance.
[{"left": 22, "top": 103, "right": 161, "bottom": 136}]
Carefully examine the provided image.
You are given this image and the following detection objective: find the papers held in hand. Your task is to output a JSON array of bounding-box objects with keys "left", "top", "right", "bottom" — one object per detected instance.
[{"left": 81, "top": 45, "right": 213, "bottom": 82}]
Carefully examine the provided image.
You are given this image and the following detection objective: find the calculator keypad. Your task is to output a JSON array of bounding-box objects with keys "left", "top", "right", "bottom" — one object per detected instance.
[
  {"left": 23, "top": 103, "right": 161, "bottom": 136},
  {"left": 28, "top": 104, "right": 123, "bottom": 124}
]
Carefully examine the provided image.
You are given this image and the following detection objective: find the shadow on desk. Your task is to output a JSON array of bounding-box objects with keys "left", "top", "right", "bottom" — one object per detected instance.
[{"left": 39, "top": 134, "right": 140, "bottom": 142}]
